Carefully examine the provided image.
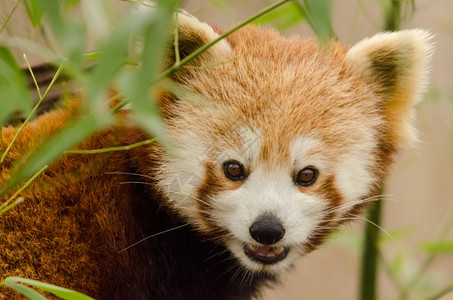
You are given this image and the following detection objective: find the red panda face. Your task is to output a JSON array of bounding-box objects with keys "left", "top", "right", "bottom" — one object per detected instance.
[{"left": 154, "top": 14, "right": 433, "bottom": 273}]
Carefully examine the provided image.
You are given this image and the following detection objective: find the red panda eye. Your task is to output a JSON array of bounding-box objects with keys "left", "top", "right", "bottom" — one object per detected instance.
[
  {"left": 295, "top": 167, "right": 318, "bottom": 187},
  {"left": 223, "top": 160, "right": 246, "bottom": 181}
]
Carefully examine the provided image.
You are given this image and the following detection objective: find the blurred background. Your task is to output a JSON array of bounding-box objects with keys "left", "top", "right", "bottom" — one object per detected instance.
[{"left": 1, "top": 0, "right": 452, "bottom": 299}]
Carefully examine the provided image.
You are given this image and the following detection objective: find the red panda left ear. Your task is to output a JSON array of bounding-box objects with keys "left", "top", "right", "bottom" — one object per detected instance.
[{"left": 346, "top": 29, "right": 434, "bottom": 147}]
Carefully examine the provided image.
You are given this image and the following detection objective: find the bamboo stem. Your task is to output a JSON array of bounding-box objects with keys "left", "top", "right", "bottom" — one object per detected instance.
[
  {"left": 359, "top": 1, "right": 402, "bottom": 298},
  {"left": 64, "top": 138, "right": 156, "bottom": 154},
  {"left": 359, "top": 197, "right": 383, "bottom": 300}
]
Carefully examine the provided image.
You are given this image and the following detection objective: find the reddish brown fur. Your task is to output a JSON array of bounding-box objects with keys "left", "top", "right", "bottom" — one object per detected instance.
[
  {"left": 0, "top": 17, "right": 431, "bottom": 298},
  {"left": 174, "top": 27, "right": 381, "bottom": 165}
]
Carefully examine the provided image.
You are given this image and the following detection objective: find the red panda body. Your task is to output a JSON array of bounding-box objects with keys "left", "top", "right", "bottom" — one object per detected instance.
[
  {"left": 1, "top": 111, "right": 274, "bottom": 299},
  {"left": 0, "top": 11, "right": 432, "bottom": 300}
]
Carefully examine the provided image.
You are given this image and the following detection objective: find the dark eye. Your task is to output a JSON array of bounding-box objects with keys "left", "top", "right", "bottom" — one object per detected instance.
[
  {"left": 295, "top": 167, "right": 318, "bottom": 187},
  {"left": 223, "top": 160, "right": 246, "bottom": 181}
]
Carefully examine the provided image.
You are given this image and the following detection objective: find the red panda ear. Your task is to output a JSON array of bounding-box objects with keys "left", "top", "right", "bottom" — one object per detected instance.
[
  {"left": 171, "top": 12, "right": 232, "bottom": 67},
  {"left": 346, "top": 30, "right": 434, "bottom": 147}
]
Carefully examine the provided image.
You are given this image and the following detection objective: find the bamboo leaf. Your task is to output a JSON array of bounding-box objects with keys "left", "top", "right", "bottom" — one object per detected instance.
[
  {"left": 24, "top": 0, "right": 85, "bottom": 61},
  {"left": 421, "top": 241, "right": 453, "bottom": 254},
  {"left": 84, "top": 9, "right": 156, "bottom": 111},
  {"left": 4, "top": 277, "right": 94, "bottom": 300},
  {"left": 379, "top": 226, "right": 413, "bottom": 244},
  {"left": 302, "top": 0, "right": 335, "bottom": 40},
  {"left": 0, "top": 197, "right": 24, "bottom": 215},
  {"left": 2, "top": 37, "right": 60, "bottom": 63},
  {"left": 427, "top": 284, "right": 453, "bottom": 300},
  {"left": 0, "top": 60, "right": 65, "bottom": 165},
  {"left": 119, "top": 0, "right": 178, "bottom": 146},
  {"left": 0, "top": 0, "right": 21, "bottom": 35},
  {"left": 253, "top": 2, "right": 305, "bottom": 30},
  {"left": 3, "top": 282, "right": 47, "bottom": 300},
  {"left": 23, "top": 0, "right": 44, "bottom": 26},
  {"left": 0, "top": 47, "right": 32, "bottom": 125}
]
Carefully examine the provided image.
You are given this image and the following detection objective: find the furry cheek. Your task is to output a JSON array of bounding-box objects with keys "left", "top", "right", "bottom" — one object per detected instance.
[{"left": 332, "top": 134, "right": 379, "bottom": 215}]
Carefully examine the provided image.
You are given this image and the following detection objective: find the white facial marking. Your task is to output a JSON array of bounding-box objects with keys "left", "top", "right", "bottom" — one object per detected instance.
[
  {"left": 211, "top": 135, "right": 328, "bottom": 272},
  {"left": 334, "top": 129, "right": 377, "bottom": 213},
  {"left": 162, "top": 126, "right": 377, "bottom": 273},
  {"left": 159, "top": 125, "right": 262, "bottom": 230},
  {"left": 290, "top": 136, "right": 328, "bottom": 172}
]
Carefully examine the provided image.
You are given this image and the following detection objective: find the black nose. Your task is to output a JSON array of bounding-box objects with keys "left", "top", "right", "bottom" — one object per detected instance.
[{"left": 249, "top": 215, "right": 285, "bottom": 245}]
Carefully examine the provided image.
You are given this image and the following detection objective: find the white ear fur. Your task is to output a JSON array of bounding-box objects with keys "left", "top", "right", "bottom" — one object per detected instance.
[
  {"left": 176, "top": 13, "right": 232, "bottom": 62},
  {"left": 346, "top": 29, "right": 434, "bottom": 147}
]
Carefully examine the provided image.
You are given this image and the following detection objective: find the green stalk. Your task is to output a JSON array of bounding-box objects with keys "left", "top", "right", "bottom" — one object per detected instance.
[
  {"left": 0, "top": 0, "right": 21, "bottom": 36},
  {"left": 25, "top": 54, "right": 43, "bottom": 99},
  {"left": 397, "top": 205, "right": 453, "bottom": 299},
  {"left": 359, "top": 197, "right": 383, "bottom": 300},
  {"left": 173, "top": 5, "right": 181, "bottom": 65},
  {"left": 384, "top": 0, "right": 401, "bottom": 31},
  {"left": 0, "top": 165, "right": 48, "bottom": 215},
  {"left": 359, "top": 1, "right": 402, "bottom": 298},
  {"left": 64, "top": 138, "right": 156, "bottom": 154},
  {"left": 0, "top": 197, "right": 23, "bottom": 215},
  {"left": 426, "top": 284, "right": 453, "bottom": 300},
  {"left": 0, "top": 59, "right": 65, "bottom": 165}
]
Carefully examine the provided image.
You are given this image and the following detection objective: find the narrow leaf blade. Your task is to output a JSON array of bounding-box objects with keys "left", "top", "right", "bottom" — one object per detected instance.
[
  {"left": 5, "top": 277, "right": 94, "bottom": 300},
  {"left": 3, "top": 282, "right": 47, "bottom": 300},
  {"left": 421, "top": 241, "right": 453, "bottom": 254},
  {"left": 253, "top": 2, "right": 305, "bottom": 30},
  {"left": 0, "top": 47, "right": 32, "bottom": 125}
]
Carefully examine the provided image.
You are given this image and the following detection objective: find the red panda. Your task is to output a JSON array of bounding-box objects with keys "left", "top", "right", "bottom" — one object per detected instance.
[{"left": 0, "top": 11, "right": 433, "bottom": 300}]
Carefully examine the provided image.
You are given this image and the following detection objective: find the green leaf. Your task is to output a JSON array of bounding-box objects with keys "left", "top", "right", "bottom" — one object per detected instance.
[
  {"left": 118, "top": 0, "right": 178, "bottom": 144},
  {"left": 23, "top": 0, "right": 44, "bottom": 26},
  {"left": 421, "top": 241, "right": 453, "bottom": 254},
  {"left": 302, "top": 0, "right": 335, "bottom": 40},
  {"left": 0, "top": 197, "right": 24, "bottom": 215},
  {"left": 389, "top": 252, "right": 405, "bottom": 278},
  {"left": 379, "top": 226, "right": 413, "bottom": 244},
  {"left": 0, "top": 47, "right": 32, "bottom": 125},
  {"left": 423, "top": 85, "right": 440, "bottom": 103},
  {"left": 4, "top": 277, "right": 94, "bottom": 300},
  {"left": 25, "top": 0, "right": 85, "bottom": 61},
  {"left": 64, "top": 0, "right": 81, "bottom": 8},
  {"left": 3, "top": 37, "right": 60, "bottom": 63},
  {"left": 332, "top": 229, "right": 363, "bottom": 250},
  {"left": 253, "top": 1, "right": 305, "bottom": 30},
  {"left": 208, "top": 0, "right": 229, "bottom": 10},
  {"left": 3, "top": 282, "right": 48, "bottom": 300},
  {"left": 84, "top": 9, "right": 155, "bottom": 110}
]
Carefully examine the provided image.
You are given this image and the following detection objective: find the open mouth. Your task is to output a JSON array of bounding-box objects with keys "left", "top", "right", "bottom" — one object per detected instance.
[{"left": 244, "top": 244, "right": 289, "bottom": 265}]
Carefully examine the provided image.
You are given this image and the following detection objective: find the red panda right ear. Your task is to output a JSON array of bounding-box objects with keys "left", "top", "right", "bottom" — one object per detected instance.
[
  {"left": 170, "top": 13, "right": 232, "bottom": 67},
  {"left": 346, "top": 30, "right": 434, "bottom": 148}
]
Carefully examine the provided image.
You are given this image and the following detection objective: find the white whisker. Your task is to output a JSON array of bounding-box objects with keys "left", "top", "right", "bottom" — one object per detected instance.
[
  {"left": 119, "top": 181, "right": 151, "bottom": 185},
  {"left": 336, "top": 214, "right": 393, "bottom": 240},
  {"left": 105, "top": 171, "right": 153, "bottom": 179},
  {"left": 203, "top": 248, "right": 230, "bottom": 263},
  {"left": 318, "top": 194, "right": 394, "bottom": 217},
  {"left": 118, "top": 223, "right": 189, "bottom": 253}
]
